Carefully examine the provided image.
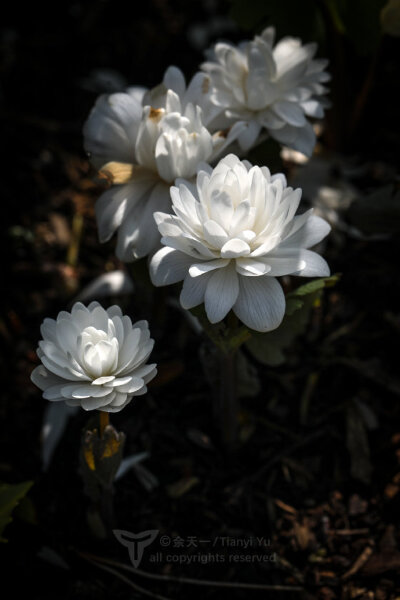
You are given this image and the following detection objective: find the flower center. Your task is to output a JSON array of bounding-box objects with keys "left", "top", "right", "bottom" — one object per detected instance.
[{"left": 79, "top": 326, "right": 118, "bottom": 379}]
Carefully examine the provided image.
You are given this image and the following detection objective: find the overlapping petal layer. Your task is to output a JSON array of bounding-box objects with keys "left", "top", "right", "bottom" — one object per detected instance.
[
  {"left": 202, "top": 28, "right": 330, "bottom": 156},
  {"left": 84, "top": 67, "right": 244, "bottom": 260},
  {"left": 150, "top": 154, "right": 330, "bottom": 332},
  {"left": 31, "top": 302, "right": 157, "bottom": 412}
]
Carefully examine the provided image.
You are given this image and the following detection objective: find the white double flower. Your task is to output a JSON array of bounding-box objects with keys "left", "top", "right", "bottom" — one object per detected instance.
[
  {"left": 202, "top": 27, "right": 330, "bottom": 155},
  {"left": 84, "top": 67, "right": 243, "bottom": 261},
  {"left": 150, "top": 155, "right": 331, "bottom": 332},
  {"left": 31, "top": 302, "right": 157, "bottom": 413}
]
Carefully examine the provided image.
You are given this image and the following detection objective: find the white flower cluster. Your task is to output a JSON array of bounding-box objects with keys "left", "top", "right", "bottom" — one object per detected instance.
[
  {"left": 83, "top": 28, "right": 330, "bottom": 262},
  {"left": 32, "top": 26, "right": 332, "bottom": 412}
]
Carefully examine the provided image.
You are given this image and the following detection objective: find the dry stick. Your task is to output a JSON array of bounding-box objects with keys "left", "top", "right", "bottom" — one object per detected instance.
[
  {"left": 237, "top": 426, "right": 329, "bottom": 487},
  {"left": 342, "top": 545, "right": 374, "bottom": 580},
  {"left": 78, "top": 551, "right": 304, "bottom": 593},
  {"left": 329, "top": 529, "right": 370, "bottom": 536},
  {"left": 87, "top": 557, "right": 172, "bottom": 600},
  {"left": 67, "top": 212, "right": 84, "bottom": 268}
]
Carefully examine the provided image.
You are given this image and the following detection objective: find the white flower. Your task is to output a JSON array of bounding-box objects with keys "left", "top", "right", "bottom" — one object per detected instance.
[
  {"left": 83, "top": 67, "right": 243, "bottom": 261},
  {"left": 150, "top": 154, "right": 331, "bottom": 333},
  {"left": 31, "top": 302, "right": 157, "bottom": 413},
  {"left": 201, "top": 27, "right": 330, "bottom": 156}
]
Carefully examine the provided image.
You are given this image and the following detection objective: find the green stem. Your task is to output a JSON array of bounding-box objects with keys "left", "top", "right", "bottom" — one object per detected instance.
[
  {"left": 190, "top": 307, "right": 251, "bottom": 451},
  {"left": 219, "top": 347, "right": 238, "bottom": 451}
]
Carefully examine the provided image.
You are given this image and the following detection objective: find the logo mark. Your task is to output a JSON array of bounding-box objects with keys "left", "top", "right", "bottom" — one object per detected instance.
[{"left": 113, "top": 529, "right": 159, "bottom": 567}]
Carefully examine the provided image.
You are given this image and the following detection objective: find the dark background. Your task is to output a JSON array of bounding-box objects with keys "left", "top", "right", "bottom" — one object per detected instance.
[{"left": 1, "top": 1, "right": 400, "bottom": 598}]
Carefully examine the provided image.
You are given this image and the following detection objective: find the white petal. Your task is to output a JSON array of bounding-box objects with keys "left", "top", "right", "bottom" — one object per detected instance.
[
  {"left": 83, "top": 93, "right": 142, "bottom": 167},
  {"left": 42, "top": 384, "right": 71, "bottom": 401},
  {"left": 93, "top": 376, "right": 115, "bottom": 385},
  {"left": 150, "top": 247, "right": 192, "bottom": 286},
  {"left": 301, "top": 99, "right": 324, "bottom": 118},
  {"left": 260, "top": 254, "right": 306, "bottom": 276},
  {"left": 60, "top": 383, "right": 111, "bottom": 399},
  {"left": 163, "top": 66, "right": 186, "bottom": 98},
  {"left": 220, "top": 238, "right": 251, "bottom": 258},
  {"left": 189, "top": 259, "right": 229, "bottom": 277},
  {"left": 161, "top": 234, "right": 218, "bottom": 259},
  {"left": 95, "top": 179, "right": 154, "bottom": 243},
  {"left": 116, "top": 328, "right": 141, "bottom": 372},
  {"left": 204, "top": 265, "right": 239, "bottom": 323},
  {"left": 280, "top": 215, "right": 331, "bottom": 248},
  {"left": 126, "top": 182, "right": 170, "bottom": 259},
  {"left": 115, "top": 182, "right": 169, "bottom": 261},
  {"left": 272, "top": 101, "right": 306, "bottom": 127},
  {"left": 233, "top": 275, "right": 285, "bottom": 332},
  {"left": 112, "top": 376, "right": 145, "bottom": 394},
  {"left": 270, "top": 247, "right": 330, "bottom": 277},
  {"left": 81, "top": 394, "right": 114, "bottom": 411},
  {"left": 293, "top": 249, "right": 330, "bottom": 277},
  {"left": 270, "top": 122, "right": 316, "bottom": 157},
  {"left": 180, "top": 272, "right": 213, "bottom": 309},
  {"left": 55, "top": 319, "right": 80, "bottom": 354},
  {"left": 130, "top": 363, "right": 157, "bottom": 383},
  {"left": 40, "top": 318, "right": 57, "bottom": 344},
  {"left": 237, "top": 120, "right": 262, "bottom": 152},
  {"left": 202, "top": 219, "right": 228, "bottom": 248},
  {"left": 235, "top": 258, "right": 271, "bottom": 276},
  {"left": 31, "top": 365, "right": 64, "bottom": 392}
]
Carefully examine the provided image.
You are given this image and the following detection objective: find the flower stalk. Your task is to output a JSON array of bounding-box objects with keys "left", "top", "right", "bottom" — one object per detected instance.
[
  {"left": 99, "top": 411, "right": 109, "bottom": 438},
  {"left": 192, "top": 306, "right": 248, "bottom": 451},
  {"left": 218, "top": 311, "right": 242, "bottom": 451},
  {"left": 219, "top": 345, "right": 238, "bottom": 452},
  {"left": 79, "top": 417, "right": 126, "bottom": 538}
]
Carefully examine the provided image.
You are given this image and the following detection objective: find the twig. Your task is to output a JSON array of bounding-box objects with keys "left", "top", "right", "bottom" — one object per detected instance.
[
  {"left": 77, "top": 550, "right": 304, "bottom": 592},
  {"left": 67, "top": 212, "right": 84, "bottom": 267},
  {"left": 87, "top": 557, "right": 172, "bottom": 600},
  {"left": 236, "top": 426, "right": 329, "bottom": 487},
  {"left": 258, "top": 417, "right": 302, "bottom": 442},
  {"left": 342, "top": 545, "right": 374, "bottom": 580},
  {"left": 329, "top": 528, "right": 369, "bottom": 536}
]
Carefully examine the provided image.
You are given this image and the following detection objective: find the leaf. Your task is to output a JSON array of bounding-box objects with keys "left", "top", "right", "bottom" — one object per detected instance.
[
  {"left": 115, "top": 452, "right": 149, "bottom": 481},
  {"left": 132, "top": 463, "right": 159, "bottom": 492},
  {"left": 246, "top": 275, "right": 339, "bottom": 366},
  {"left": 73, "top": 270, "right": 134, "bottom": 303},
  {"left": 14, "top": 496, "right": 37, "bottom": 525},
  {"left": 37, "top": 546, "right": 70, "bottom": 570},
  {"left": 229, "top": 0, "right": 324, "bottom": 42},
  {"left": 288, "top": 274, "right": 340, "bottom": 298},
  {"left": 41, "top": 403, "right": 79, "bottom": 471},
  {"left": 323, "top": 0, "right": 346, "bottom": 34},
  {"left": 381, "top": 0, "right": 400, "bottom": 36},
  {"left": 166, "top": 476, "right": 199, "bottom": 499},
  {"left": 342, "top": 0, "right": 387, "bottom": 55},
  {"left": 347, "top": 185, "right": 400, "bottom": 234},
  {"left": 186, "top": 428, "right": 214, "bottom": 450},
  {"left": 346, "top": 403, "right": 372, "bottom": 484},
  {"left": 0, "top": 481, "right": 34, "bottom": 542}
]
